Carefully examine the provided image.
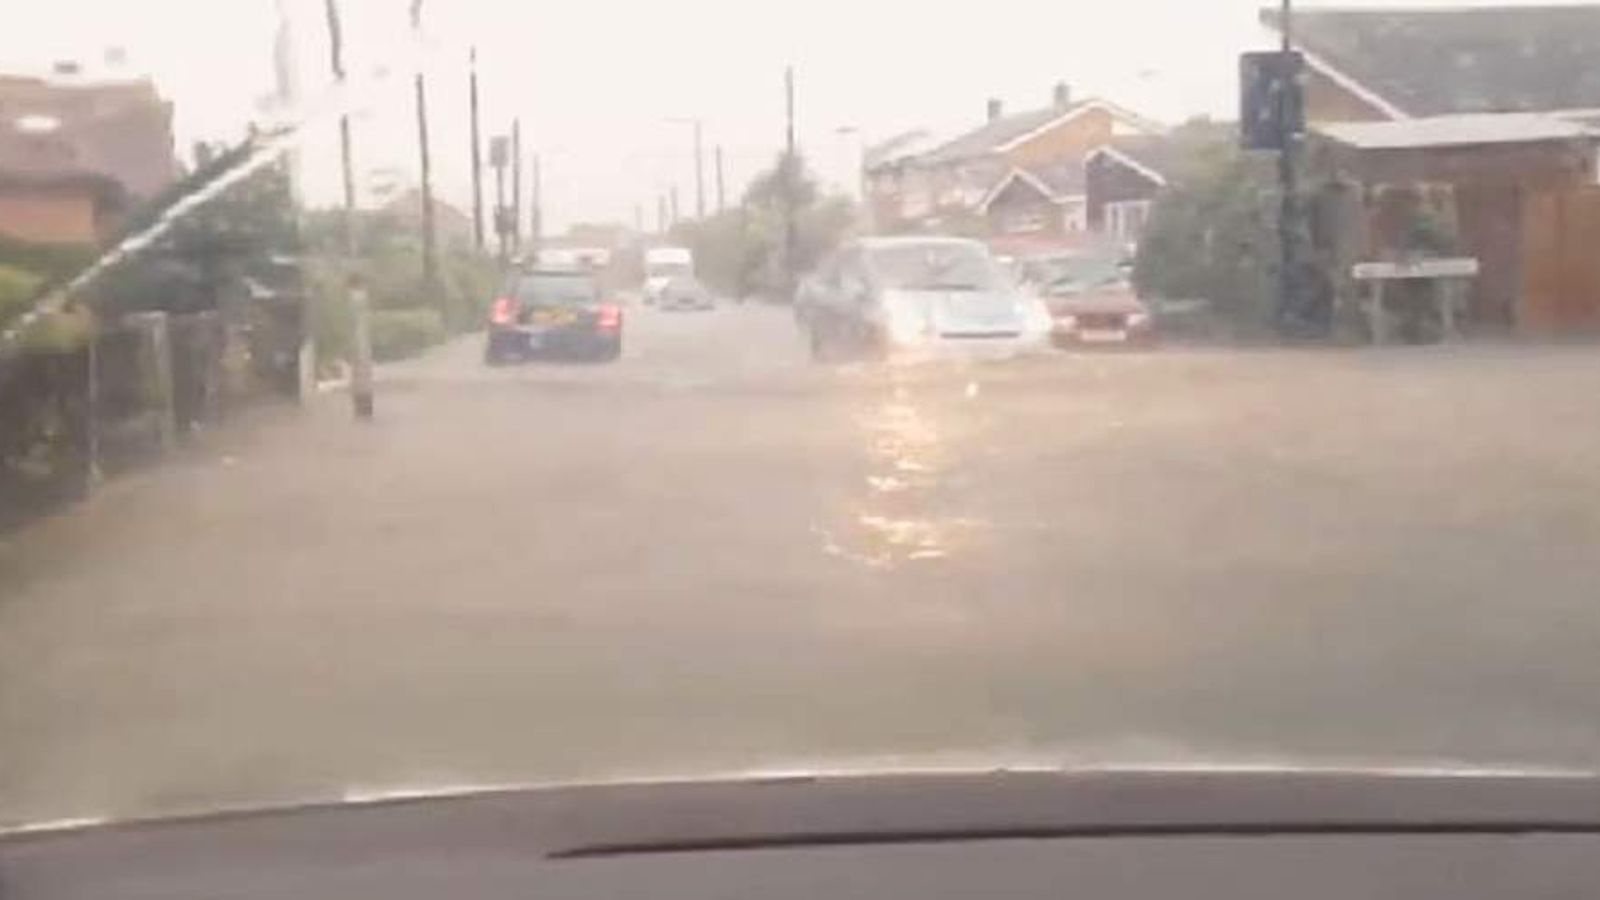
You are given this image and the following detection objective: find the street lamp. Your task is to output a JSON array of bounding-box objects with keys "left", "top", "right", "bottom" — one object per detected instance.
[{"left": 835, "top": 125, "right": 873, "bottom": 234}]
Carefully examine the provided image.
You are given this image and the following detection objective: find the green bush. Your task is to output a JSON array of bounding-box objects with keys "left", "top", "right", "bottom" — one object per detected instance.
[
  {"left": 0, "top": 236, "right": 97, "bottom": 283},
  {"left": 0, "top": 264, "right": 42, "bottom": 329},
  {"left": 440, "top": 252, "right": 498, "bottom": 333},
  {"left": 370, "top": 308, "right": 446, "bottom": 362},
  {"left": 1134, "top": 136, "right": 1281, "bottom": 338}
]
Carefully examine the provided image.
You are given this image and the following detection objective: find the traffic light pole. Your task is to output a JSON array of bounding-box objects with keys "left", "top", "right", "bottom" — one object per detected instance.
[{"left": 1275, "top": 0, "right": 1301, "bottom": 337}]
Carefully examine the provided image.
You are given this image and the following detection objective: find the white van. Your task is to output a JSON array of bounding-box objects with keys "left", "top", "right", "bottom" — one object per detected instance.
[{"left": 643, "top": 246, "right": 694, "bottom": 304}]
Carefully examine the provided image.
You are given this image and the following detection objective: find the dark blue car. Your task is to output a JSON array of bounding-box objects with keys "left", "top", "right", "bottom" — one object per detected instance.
[{"left": 485, "top": 268, "right": 623, "bottom": 365}]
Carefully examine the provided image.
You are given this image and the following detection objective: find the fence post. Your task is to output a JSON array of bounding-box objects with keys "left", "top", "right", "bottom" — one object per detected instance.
[{"left": 84, "top": 327, "right": 102, "bottom": 490}]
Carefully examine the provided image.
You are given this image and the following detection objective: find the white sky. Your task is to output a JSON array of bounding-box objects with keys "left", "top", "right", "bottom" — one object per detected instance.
[{"left": 7, "top": 0, "right": 1591, "bottom": 230}]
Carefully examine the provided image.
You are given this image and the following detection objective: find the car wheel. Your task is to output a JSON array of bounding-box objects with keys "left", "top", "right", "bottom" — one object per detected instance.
[
  {"left": 484, "top": 342, "right": 509, "bottom": 366},
  {"left": 595, "top": 338, "right": 622, "bottom": 363}
]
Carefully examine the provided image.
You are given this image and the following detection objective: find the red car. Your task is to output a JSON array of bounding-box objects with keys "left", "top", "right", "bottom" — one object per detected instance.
[{"left": 1025, "top": 253, "right": 1155, "bottom": 347}]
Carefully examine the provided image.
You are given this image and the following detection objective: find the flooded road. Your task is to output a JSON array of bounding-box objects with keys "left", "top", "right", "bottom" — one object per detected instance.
[{"left": 5, "top": 303, "right": 1600, "bottom": 827}]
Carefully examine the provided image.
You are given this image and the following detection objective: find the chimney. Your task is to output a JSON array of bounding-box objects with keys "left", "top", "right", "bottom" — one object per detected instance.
[
  {"left": 1053, "top": 82, "right": 1072, "bottom": 109},
  {"left": 986, "top": 98, "right": 1003, "bottom": 122}
]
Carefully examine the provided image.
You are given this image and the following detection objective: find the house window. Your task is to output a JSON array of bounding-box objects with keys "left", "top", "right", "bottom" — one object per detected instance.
[{"left": 1105, "top": 199, "right": 1153, "bottom": 242}]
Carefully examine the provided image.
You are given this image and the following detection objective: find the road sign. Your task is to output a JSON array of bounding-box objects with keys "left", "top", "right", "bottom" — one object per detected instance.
[{"left": 1240, "top": 50, "right": 1305, "bottom": 151}]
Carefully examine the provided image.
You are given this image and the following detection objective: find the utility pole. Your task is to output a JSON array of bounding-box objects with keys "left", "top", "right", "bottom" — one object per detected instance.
[
  {"left": 694, "top": 119, "right": 705, "bottom": 219},
  {"left": 410, "top": 0, "right": 438, "bottom": 294},
  {"left": 715, "top": 144, "right": 726, "bottom": 213},
  {"left": 529, "top": 153, "right": 542, "bottom": 257},
  {"left": 511, "top": 118, "right": 523, "bottom": 256},
  {"left": 784, "top": 65, "right": 798, "bottom": 303},
  {"left": 469, "top": 47, "right": 485, "bottom": 251},
  {"left": 491, "top": 134, "right": 509, "bottom": 263},
  {"left": 324, "top": 0, "right": 371, "bottom": 419},
  {"left": 665, "top": 117, "right": 706, "bottom": 220},
  {"left": 1275, "top": 0, "right": 1306, "bottom": 336}
]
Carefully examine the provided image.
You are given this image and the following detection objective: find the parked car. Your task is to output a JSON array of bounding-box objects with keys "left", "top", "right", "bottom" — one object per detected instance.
[
  {"left": 802, "top": 237, "right": 1052, "bottom": 362},
  {"left": 1024, "top": 252, "right": 1154, "bottom": 347},
  {"left": 658, "top": 276, "right": 715, "bottom": 312},
  {"left": 484, "top": 267, "right": 623, "bottom": 364}
]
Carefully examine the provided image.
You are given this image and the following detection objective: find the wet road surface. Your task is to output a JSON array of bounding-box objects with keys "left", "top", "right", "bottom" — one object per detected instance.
[{"left": 5, "top": 302, "right": 1600, "bottom": 826}]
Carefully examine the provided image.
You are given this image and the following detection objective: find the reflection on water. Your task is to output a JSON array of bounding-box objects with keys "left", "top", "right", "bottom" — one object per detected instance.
[{"left": 819, "top": 368, "right": 990, "bottom": 569}]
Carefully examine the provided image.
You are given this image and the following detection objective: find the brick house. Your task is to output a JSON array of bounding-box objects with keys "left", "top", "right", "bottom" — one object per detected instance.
[
  {"left": 0, "top": 67, "right": 178, "bottom": 245},
  {"left": 1264, "top": 6, "right": 1600, "bottom": 335},
  {"left": 867, "top": 83, "right": 1161, "bottom": 251}
]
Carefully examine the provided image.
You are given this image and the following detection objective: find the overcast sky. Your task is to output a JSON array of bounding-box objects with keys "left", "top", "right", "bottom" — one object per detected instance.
[{"left": 8, "top": 0, "right": 1592, "bottom": 230}]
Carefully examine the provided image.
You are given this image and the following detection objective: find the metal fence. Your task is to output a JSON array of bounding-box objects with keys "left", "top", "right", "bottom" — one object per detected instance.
[{"left": 1, "top": 297, "right": 304, "bottom": 528}]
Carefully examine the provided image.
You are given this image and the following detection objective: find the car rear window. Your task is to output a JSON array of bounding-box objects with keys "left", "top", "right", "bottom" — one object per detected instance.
[{"left": 515, "top": 273, "right": 598, "bottom": 305}]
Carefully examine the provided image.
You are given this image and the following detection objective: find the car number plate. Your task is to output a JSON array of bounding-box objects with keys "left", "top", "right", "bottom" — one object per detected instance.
[
  {"left": 531, "top": 309, "right": 575, "bottom": 325},
  {"left": 1080, "top": 329, "right": 1128, "bottom": 343}
]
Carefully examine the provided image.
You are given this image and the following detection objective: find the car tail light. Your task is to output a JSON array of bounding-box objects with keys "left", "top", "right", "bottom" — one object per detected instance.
[
  {"left": 596, "top": 304, "right": 622, "bottom": 331},
  {"left": 490, "top": 296, "right": 517, "bottom": 325}
]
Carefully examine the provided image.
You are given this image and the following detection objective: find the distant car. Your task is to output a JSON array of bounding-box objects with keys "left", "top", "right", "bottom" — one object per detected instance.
[
  {"left": 658, "top": 276, "right": 715, "bottom": 312},
  {"left": 1025, "top": 253, "right": 1154, "bottom": 347},
  {"left": 485, "top": 268, "right": 623, "bottom": 364},
  {"left": 802, "top": 237, "right": 1051, "bottom": 362},
  {"left": 642, "top": 246, "right": 695, "bottom": 305}
]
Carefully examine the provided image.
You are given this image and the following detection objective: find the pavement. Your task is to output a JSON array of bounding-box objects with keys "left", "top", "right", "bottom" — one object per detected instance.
[{"left": 5, "top": 301, "right": 1600, "bottom": 828}]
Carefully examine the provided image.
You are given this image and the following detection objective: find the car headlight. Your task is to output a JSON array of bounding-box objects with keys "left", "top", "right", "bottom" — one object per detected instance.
[
  {"left": 1126, "top": 311, "right": 1151, "bottom": 329},
  {"left": 1018, "top": 299, "right": 1054, "bottom": 336},
  {"left": 886, "top": 312, "right": 930, "bottom": 344},
  {"left": 1054, "top": 313, "right": 1078, "bottom": 330}
]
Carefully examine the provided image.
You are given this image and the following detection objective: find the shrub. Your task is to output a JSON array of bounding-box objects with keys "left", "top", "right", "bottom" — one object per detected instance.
[
  {"left": 370, "top": 308, "right": 446, "bottom": 362},
  {"left": 0, "top": 264, "right": 42, "bottom": 329},
  {"left": 1133, "top": 121, "right": 1282, "bottom": 338}
]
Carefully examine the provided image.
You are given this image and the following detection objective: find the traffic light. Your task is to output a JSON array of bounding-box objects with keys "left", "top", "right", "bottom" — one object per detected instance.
[{"left": 1240, "top": 50, "right": 1305, "bottom": 151}]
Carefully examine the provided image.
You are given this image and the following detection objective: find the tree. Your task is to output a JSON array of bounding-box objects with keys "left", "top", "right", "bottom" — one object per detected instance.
[
  {"left": 1134, "top": 122, "right": 1282, "bottom": 336},
  {"left": 671, "top": 152, "right": 857, "bottom": 300},
  {"left": 88, "top": 148, "right": 302, "bottom": 318}
]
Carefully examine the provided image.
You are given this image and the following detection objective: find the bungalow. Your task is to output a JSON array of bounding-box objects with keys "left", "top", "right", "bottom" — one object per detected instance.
[
  {"left": 1265, "top": 5, "right": 1600, "bottom": 335},
  {"left": 866, "top": 83, "right": 1162, "bottom": 250}
]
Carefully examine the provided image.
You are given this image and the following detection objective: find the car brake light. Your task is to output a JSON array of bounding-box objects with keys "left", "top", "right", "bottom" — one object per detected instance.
[
  {"left": 490, "top": 296, "right": 516, "bottom": 325},
  {"left": 596, "top": 304, "right": 622, "bottom": 331}
]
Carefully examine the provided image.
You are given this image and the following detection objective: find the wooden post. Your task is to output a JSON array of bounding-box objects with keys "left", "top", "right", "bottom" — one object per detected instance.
[
  {"left": 1366, "top": 281, "right": 1389, "bottom": 345},
  {"left": 1440, "top": 279, "right": 1460, "bottom": 340},
  {"left": 350, "top": 280, "right": 373, "bottom": 419}
]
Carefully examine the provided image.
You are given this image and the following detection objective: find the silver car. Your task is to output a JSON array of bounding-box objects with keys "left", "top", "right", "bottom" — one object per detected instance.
[
  {"left": 658, "top": 276, "right": 716, "bottom": 312},
  {"left": 801, "top": 237, "right": 1051, "bottom": 362}
]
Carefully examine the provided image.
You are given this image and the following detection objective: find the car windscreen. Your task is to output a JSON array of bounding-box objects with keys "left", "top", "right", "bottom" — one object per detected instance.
[
  {"left": 515, "top": 273, "right": 599, "bottom": 306},
  {"left": 866, "top": 243, "right": 1005, "bottom": 293},
  {"left": 646, "top": 262, "right": 693, "bottom": 279},
  {"left": 1032, "top": 256, "right": 1128, "bottom": 290}
]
